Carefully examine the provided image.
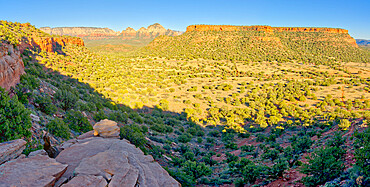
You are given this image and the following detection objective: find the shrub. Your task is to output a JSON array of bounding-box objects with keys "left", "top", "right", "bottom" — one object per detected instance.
[
  {"left": 338, "top": 119, "right": 351, "bottom": 130},
  {"left": 0, "top": 87, "right": 32, "bottom": 142},
  {"left": 178, "top": 133, "right": 193, "bottom": 143},
  {"left": 35, "top": 95, "right": 57, "bottom": 115},
  {"left": 46, "top": 118, "right": 70, "bottom": 139},
  {"left": 182, "top": 160, "right": 212, "bottom": 179},
  {"left": 300, "top": 146, "right": 345, "bottom": 186},
  {"left": 120, "top": 124, "right": 147, "bottom": 149},
  {"left": 93, "top": 110, "right": 107, "bottom": 121},
  {"left": 108, "top": 111, "right": 128, "bottom": 123},
  {"left": 64, "top": 110, "right": 92, "bottom": 133},
  {"left": 54, "top": 89, "right": 78, "bottom": 111}
]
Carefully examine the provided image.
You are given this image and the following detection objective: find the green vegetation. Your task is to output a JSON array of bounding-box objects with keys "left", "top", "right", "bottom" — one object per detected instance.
[{"left": 0, "top": 87, "right": 32, "bottom": 142}]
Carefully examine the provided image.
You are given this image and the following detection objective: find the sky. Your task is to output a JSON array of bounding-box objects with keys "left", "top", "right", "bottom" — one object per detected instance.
[{"left": 1, "top": 0, "right": 369, "bottom": 39}]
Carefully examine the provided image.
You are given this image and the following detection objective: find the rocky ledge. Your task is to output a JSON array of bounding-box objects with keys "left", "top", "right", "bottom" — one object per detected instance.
[{"left": 0, "top": 119, "right": 180, "bottom": 187}]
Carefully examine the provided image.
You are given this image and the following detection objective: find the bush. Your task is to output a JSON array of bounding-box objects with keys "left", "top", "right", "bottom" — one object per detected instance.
[
  {"left": 64, "top": 110, "right": 92, "bottom": 133},
  {"left": 46, "top": 118, "right": 70, "bottom": 139},
  {"left": 54, "top": 89, "right": 78, "bottom": 111},
  {"left": 0, "top": 87, "right": 32, "bottom": 142},
  {"left": 93, "top": 110, "right": 107, "bottom": 121},
  {"left": 229, "top": 158, "right": 265, "bottom": 185},
  {"left": 300, "top": 146, "right": 345, "bottom": 186},
  {"left": 182, "top": 160, "right": 212, "bottom": 179},
  {"left": 35, "top": 95, "right": 57, "bottom": 115},
  {"left": 150, "top": 123, "right": 173, "bottom": 134},
  {"left": 178, "top": 133, "right": 193, "bottom": 143},
  {"left": 120, "top": 124, "right": 147, "bottom": 149},
  {"left": 338, "top": 119, "right": 351, "bottom": 130},
  {"left": 108, "top": 111, "right": 128, "bottom": 123}
]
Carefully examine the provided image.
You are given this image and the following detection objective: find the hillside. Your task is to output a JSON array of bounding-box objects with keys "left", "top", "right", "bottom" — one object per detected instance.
[{"left": 144, "top": 24, "right": 369, "bottom": 64}]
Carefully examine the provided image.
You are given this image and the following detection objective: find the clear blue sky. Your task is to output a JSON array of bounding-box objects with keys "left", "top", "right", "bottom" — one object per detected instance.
[{"left": 1, "top": 0, "right": 369, "bottom": 39}]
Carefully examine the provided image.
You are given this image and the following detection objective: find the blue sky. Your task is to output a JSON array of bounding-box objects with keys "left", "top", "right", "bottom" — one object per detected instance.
[{"left": 1, "top": 0, "right": 369, "bottom": 39}]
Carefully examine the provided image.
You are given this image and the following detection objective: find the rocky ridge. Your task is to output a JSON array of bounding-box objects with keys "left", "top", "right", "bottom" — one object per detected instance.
[{"left": 0, "top": 120, "right": 180, "bottom": 187}]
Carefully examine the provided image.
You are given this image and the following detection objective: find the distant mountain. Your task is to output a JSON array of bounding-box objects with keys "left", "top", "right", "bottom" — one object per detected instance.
[
  {"left": 356, "top": 39, "right": 370, "bottom": 46},
  {"left": 40, "top": 23, "right": 183, "bottom": 40}
]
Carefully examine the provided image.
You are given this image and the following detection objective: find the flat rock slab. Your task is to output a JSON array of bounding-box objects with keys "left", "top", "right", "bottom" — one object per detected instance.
[
  {"left": 0, "top": 155, "right": 68, "bottom": 187},
  {"left": 0, "top": 139, "right": 27, "bottom": 164},
  {"left": 56, "top": 137, "right": 180, "bottom": 187},
  {"left": 62, "top": 175, "right": 107, "bottom": 187}
]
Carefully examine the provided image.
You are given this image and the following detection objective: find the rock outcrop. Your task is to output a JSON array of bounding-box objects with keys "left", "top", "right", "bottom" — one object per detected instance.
[
  {"left": 0, "top": 135, "right": 180, "bottom": 187},
  {"left": 0, "top": 42, "right": 25, "bottom": 90},
  {"left": 93, "top": 119, "right": 120, "bottom": 138},
  {"left": 0, "top": 155, "right": 68, "bottom": 187},
  {"left": 186, "top": 25, "right": 349, "bottom": 34},
  {"left": 56, "top": 136, "right": 179, "bottom": 186},
  {"left": 0, "top": 139, "right": 27, "bottom": 164},
  {"left": 40, "top": 23, "right": 183, "bottom": 40}
]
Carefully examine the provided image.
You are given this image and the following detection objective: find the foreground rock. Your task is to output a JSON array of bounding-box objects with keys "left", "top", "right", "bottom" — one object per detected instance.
[
  {"left": 0, "top": 155, "right": 68, "bottom": 187},
  {"left": 0, "top": 139, "right": 27, "bottom": 164},
  {"left": 93, "top": 119, "right": 120, "bottom": 138},
  {"left": 57, "top": 137, "right": 180, "bottom": 186},
  {"left": 61, "top": 175, "right": 107, "bottom": 187}
]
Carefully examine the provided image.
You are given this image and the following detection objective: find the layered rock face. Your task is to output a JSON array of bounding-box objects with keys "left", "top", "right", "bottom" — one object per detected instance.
[
  {"left": 23, "top": 37, "right": 84, "bottom": 53},
  {"left": 186, "top": 25, "right": 349, "bottom": 34},
  {"left": 41, "top": 23, "right": 183, "bottom": 40},
  {"left": 0, "top": 43, "right": 25, "bottom": 90},
  {"left": 40, "top": 27, "right": 119, "bottom": 38},
  {"left": 0, "top": 120, "right": 180, "bottom": 187}
]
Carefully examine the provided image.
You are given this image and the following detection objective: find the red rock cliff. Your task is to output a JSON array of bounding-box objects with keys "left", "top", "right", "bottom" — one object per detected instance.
[
  {"left": 0, "top": 43, "right": 25, "bottom": 90},
  {"left": 20, "top": 37, "right": 84, "bottom": 53},
  {"left": 186, "top": 25, "right": 348, "bottom": 34}
]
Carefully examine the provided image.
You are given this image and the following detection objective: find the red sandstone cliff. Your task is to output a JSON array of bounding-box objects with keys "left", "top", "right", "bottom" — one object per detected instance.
[
  {"left": 0, "top": 43, "right": 25, "bottom": 90},
  {"left": 18, "top": 37, "right": 84, "bottom": 53}
]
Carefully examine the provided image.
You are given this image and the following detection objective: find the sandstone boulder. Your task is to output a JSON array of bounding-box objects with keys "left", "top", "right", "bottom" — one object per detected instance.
[
  {"left": 93, "top": 119, "right": 120, "bottom": 138},
  {"left": 0, "top": 155, "right": 68, "bottom": 187},
  {"left": 0, "top": 139, "right": 27, "bottom": 164}
]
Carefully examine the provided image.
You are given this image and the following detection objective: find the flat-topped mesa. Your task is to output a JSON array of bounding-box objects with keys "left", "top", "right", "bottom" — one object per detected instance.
[{"left": 186, "top": 25, "right": 348, "bottom": 34}]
